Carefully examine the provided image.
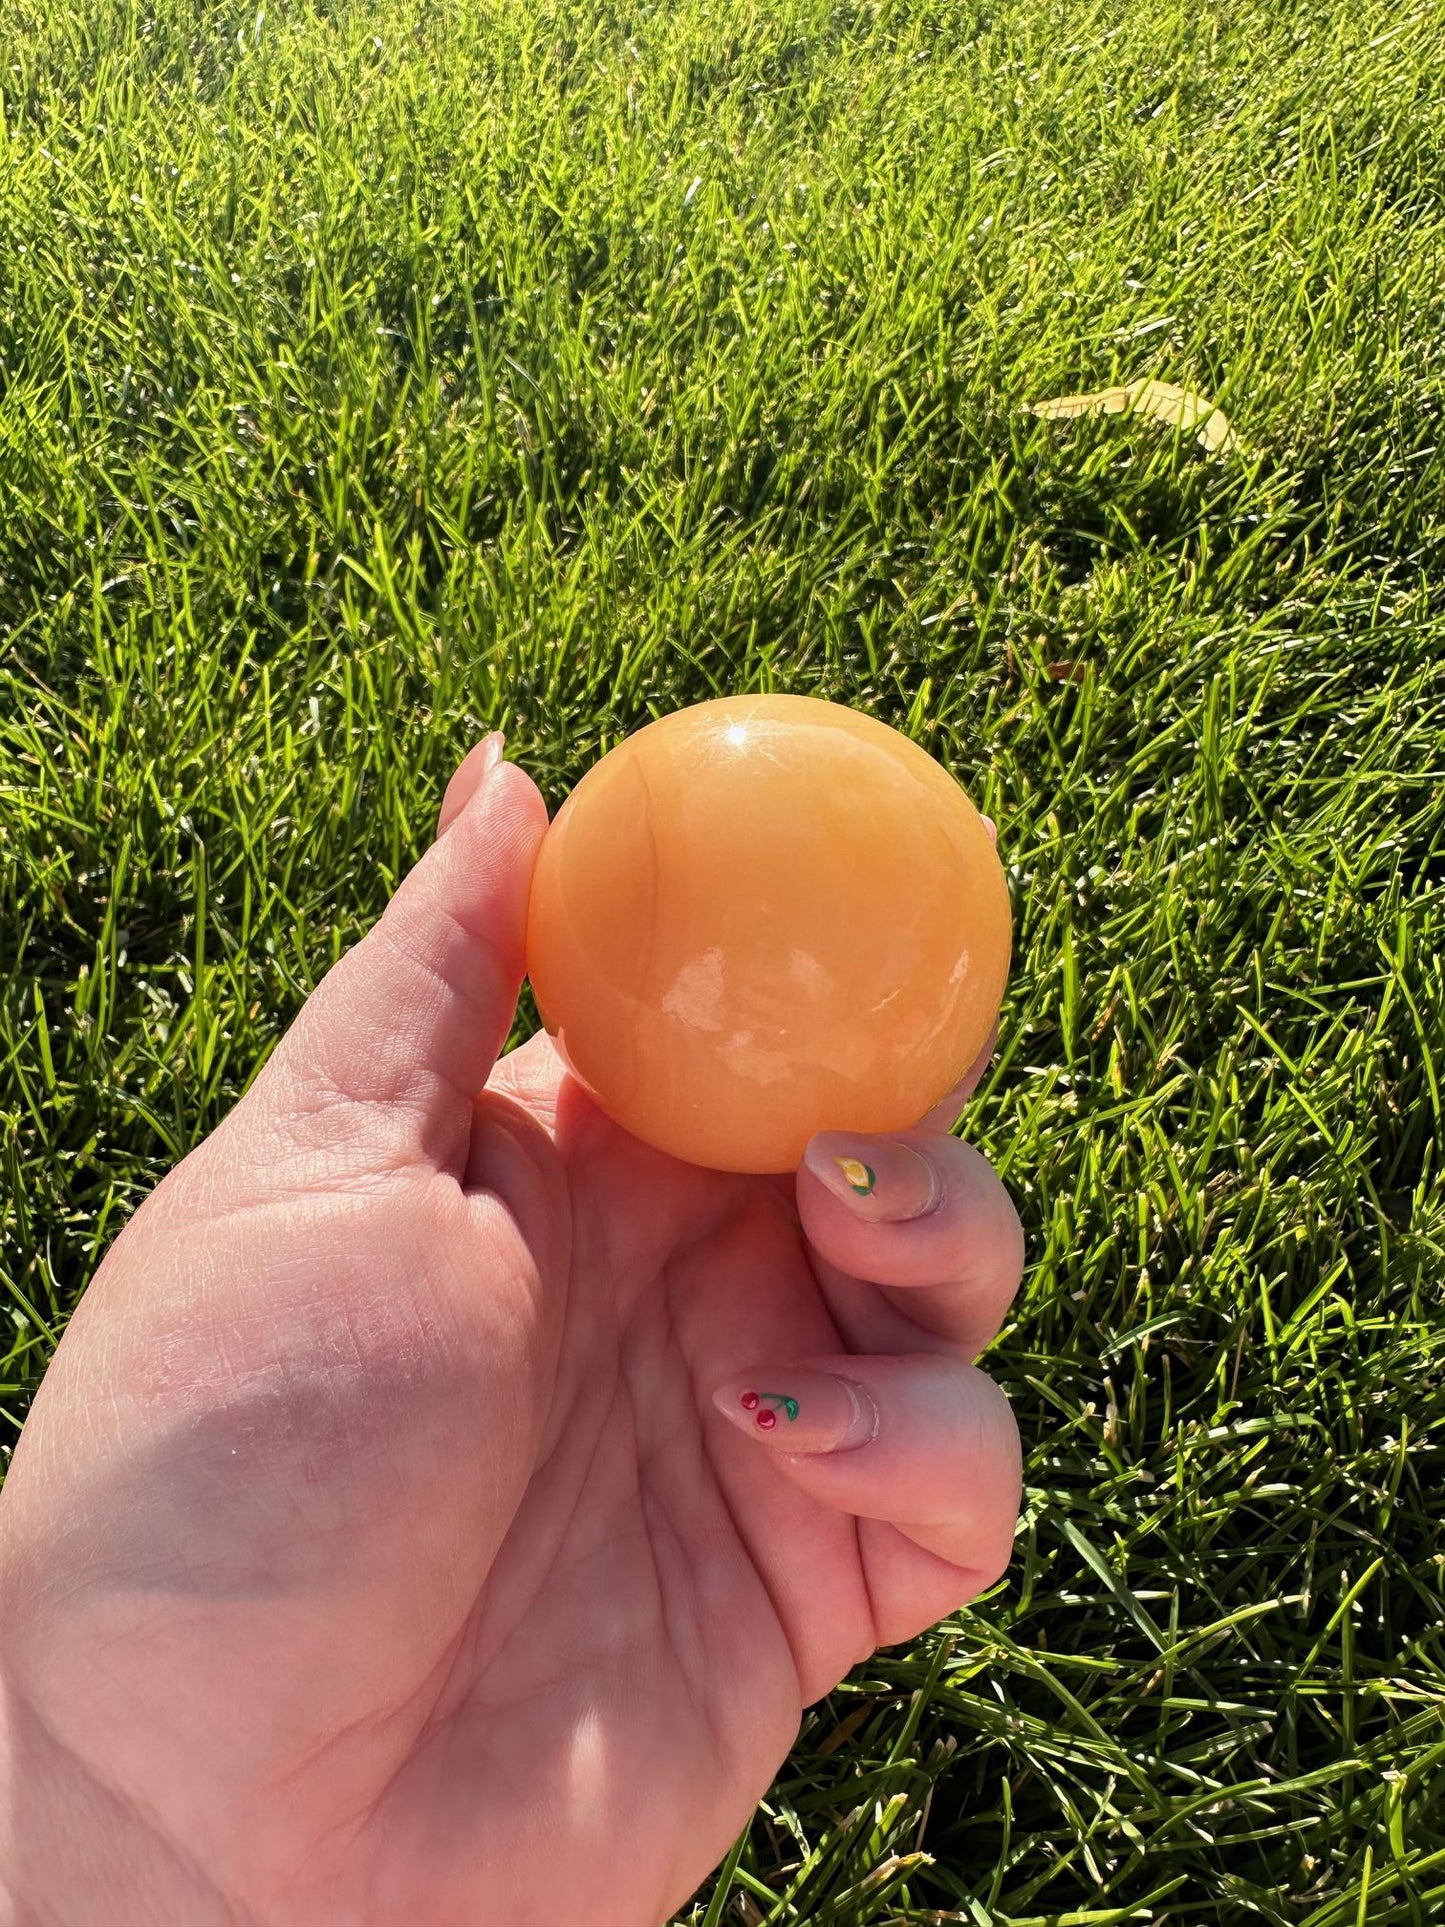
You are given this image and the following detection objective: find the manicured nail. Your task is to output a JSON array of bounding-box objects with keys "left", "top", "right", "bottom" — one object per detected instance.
[
  {"left": 712, "top": 1369, "right": 879, "bottom": 1455},
  {"left": 468, "top": 730, "right": 506, "bottom": 791},
  {"left": 437, "top": 731, "right": 506, "bottom": 835},
  {"left": 803, "top": 1133, "right": 943, "bottom": 1223}
]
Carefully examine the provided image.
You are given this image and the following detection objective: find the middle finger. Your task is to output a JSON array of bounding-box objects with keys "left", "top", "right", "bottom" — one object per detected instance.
[{"left": 796, "top": 1128, "right": 1025, "bottom": 1359}]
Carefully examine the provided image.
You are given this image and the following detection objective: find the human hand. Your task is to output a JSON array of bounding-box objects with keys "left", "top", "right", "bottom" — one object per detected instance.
[{"left": 0, "top": 736, "right": 1023, "bottom": 1927}]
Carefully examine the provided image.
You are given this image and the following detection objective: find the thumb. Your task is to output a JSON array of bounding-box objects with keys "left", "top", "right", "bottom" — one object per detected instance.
[{"left": 259, "top": 737, "right": 548, "bottom": 1168}]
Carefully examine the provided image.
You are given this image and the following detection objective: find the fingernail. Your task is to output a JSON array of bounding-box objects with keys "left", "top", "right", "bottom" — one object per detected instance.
[
  {"left": 980, "top": 813, "right": 997, "bottom": 845},
  {"left": 469, "top": 730, "right": 506, "bottom": 791},
  {"left": 437, "top": 731, "right": 506, "bottom": 836},
  {"left": 711, "top": 1369, "right": 879, "bottom": 1455},
  {"left": 803, "top": 1133, "right": 943, "bottom": 1223}
]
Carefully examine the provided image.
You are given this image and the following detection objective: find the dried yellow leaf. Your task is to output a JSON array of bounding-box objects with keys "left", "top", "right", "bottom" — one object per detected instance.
[{"left": 1029, "top": 378, "right": 1241, "bottom": 458}]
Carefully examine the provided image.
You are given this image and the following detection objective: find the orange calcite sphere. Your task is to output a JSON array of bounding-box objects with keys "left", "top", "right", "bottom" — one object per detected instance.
[{"left": 525, "top": 695, "right": 1011, "bottom": 1173}]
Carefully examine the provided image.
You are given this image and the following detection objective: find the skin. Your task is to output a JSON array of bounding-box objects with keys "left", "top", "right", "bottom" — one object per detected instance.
[{"left": 0, "top": 740, "right": 1024, "bottom": 1927}]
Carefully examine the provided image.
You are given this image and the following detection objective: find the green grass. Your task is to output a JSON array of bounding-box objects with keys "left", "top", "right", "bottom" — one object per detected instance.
[{"left": 4, "top": 0, "right": 1445, "bottom": 1916}]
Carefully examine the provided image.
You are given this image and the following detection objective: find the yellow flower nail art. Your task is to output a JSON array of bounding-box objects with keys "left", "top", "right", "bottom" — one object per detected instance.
[{"left": 836, "top": 1156, "right": 876, "bottom": 1196}]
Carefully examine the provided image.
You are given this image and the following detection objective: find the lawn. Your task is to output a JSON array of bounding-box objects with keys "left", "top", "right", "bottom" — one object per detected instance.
[{"left": 4, "top": 0, "right": 1445, "bottom": 1917}]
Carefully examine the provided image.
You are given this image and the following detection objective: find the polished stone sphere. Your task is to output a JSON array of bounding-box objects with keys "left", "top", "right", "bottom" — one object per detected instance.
[{"left": 525, "top": 695, "right": 1010, "bottom": 1172}]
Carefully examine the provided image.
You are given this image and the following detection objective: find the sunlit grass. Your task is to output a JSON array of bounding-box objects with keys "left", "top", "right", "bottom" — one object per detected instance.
[{"left": 4, "top": 0, "right": 1445, "bottom": 1917}]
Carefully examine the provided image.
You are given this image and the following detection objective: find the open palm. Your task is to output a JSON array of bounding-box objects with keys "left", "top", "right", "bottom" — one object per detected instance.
[{"left": 0, "top": 743, "right": 1023, "bottom": 1927}]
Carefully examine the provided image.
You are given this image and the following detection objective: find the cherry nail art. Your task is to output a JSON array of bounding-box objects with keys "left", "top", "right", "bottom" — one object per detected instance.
[{"left": 739, "top": 1390, "right": 799, "bottom": 1430}]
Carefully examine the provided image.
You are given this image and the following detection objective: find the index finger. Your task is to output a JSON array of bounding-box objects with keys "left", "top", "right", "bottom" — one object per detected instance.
[
  {"left": 917, "top": 809, "right": 1002, "bottom": 1133},
  {"left": 913, "top": 1018, "right": 999, "bottom": 1134}
]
